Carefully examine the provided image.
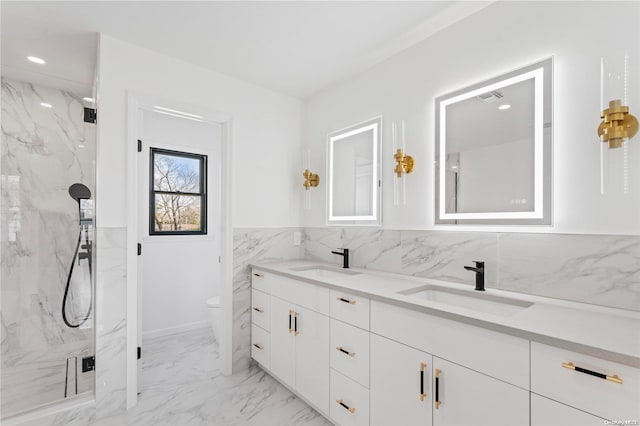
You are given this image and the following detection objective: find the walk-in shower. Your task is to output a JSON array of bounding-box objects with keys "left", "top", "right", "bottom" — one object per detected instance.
[{"left": 1, "top": 79, "right": 96, "bottom": 419}]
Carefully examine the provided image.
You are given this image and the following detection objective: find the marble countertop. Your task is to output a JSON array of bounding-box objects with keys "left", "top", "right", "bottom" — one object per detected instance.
[{"left": 251, "top": 260, "right": 640, "bottom": 368}]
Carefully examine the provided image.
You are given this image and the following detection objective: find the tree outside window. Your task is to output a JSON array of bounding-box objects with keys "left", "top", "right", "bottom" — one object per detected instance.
[{"left": 150, "top": 148, "right": 207, "bottom": 235}]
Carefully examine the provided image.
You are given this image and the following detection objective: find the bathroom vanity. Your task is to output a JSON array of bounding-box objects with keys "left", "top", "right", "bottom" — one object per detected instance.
[{"left": 250, "top": 261, "right": 640, "bottom": 426}]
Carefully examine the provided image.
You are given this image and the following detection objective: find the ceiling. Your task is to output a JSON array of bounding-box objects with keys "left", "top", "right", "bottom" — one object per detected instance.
[{"left": 1, "top": 1, "right": 492, "bottom": 99}]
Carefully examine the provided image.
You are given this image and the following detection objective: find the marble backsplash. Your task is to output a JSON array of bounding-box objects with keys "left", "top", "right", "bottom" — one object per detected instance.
[
  {"left": 233, "top": 228, "right": 304, "bottom": 372},
  {"left": 303, "top": 228, "right": 640, "bottom": 312}
]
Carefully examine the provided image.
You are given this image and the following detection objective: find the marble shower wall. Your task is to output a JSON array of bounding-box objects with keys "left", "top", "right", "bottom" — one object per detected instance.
[
  {"left": 94, "top": 227, "right": 127, "bottom": 418},
  {"left": 303, "top": 228, "right": 640, "bottom": 312},
  {"left": 233, "top": 228, "right": 304, "bottom": 371},
  {"left": 1, "top": 79, "right": 96, "bottom": 417}
]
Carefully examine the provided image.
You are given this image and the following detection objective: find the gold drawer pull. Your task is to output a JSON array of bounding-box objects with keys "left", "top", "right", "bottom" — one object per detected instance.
[
  {"left": 253, "top": 273, "right": 264, "bottom": 278},
  {"left": 562, "top": 362, "right": 623, "bottom": 384},
  {"left": 336, "top": 346, "right": 356, "bottom": 357},
  {"left": 253, "top": 343, "right": 264, "bottom": 350},
  {"left": 434, "top": 369, "right": 442, "bottom": 409},
  {"left": 289, "top": 311, "right": 299, "bottom": 335},
  {"left": 336, "top": 399, "right": 356, "bottom": 414},
  {"left": 252, "top": 307, "right": 264, "bottom": 313},
  {"left": 337, "top": 297, "right": 356, "bottom": 305},
  {"left": 420, "top": 362, "right": 427, "bottom": 402}
]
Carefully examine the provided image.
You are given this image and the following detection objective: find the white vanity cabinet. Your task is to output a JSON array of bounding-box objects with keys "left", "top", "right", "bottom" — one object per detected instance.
[
  {"left": 531, "top": 342, "right": 639, "bottom": 422},
  {"left": 252, "top": 270, "right": 331, "bottom": 417},
  {"left": 328, "top": 292, "right": 372, "bottom": 426},
  {"left": 270, "top": 296, "right": 330, "bottom": 416},
  {"left": 370, "top": 300, "right": 530, "bottom": 389},
  {"left": 370, "top": 334, "right": 433, "bottom": 426},
  {"left": 370, "top": 332, "right": 529, "bottom": 426},
  {"left": 251, "top": 266, "right": 639, "bottom": 426},
  {"left": 250, "top": 285, "right": 271, "bottom": 368},
  {"left": 432, "top": 357, "right": 529, "bottom": 426}
]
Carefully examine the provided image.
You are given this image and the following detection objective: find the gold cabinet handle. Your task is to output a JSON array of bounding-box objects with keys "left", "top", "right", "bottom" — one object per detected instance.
[
  {"left": 337, "top": 296, "right": 356, "bottom": 305},
  {"left": 288, "top": 310, "right": 299, "bottom": 335},
  {"left": 420, "top": 362, "right": 427, "bottom": 402},
  {"left": 336, "top": 346, "right": 356, "bottom": 357},
  {"left": 336, "top": 399, "right": 356, "bottom": 414},
  {"left": 253, "top": 272, "right": 264, "bottom": 278},
  {"left": 252, "top": 307, "right": 264, "bottom": 313},
  {"left": 253, "top": 343, "right": 264, "bottom": 350},
  {"left": 434, "top": 369, "right": 442, "bottom": 409},
  {"left": 561, "top": 362, "right": 623, "bottom": 384}
]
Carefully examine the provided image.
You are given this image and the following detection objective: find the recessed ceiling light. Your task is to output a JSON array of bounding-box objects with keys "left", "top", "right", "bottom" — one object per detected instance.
[
  {"left": 498, "top": 104, "right": 511, "bottom": 110},
  {"left": 27, "top": 56, "right": 46, "bottom": 65},
  {"left": 40, "top": 102, "right": 52, "bottom": 108},
  {"left": 83, "top": 97, "right": 94, "bottom": 103}
]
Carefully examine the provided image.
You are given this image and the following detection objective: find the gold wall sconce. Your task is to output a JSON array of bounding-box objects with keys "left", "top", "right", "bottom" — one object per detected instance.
[
  {"left": 394, "top": 149, "right": 414, "bottom": 177},
  {"left": 303, "top": 169, "right": 319, "bottom": 190},
  {"left": 598, "top": 99, "right": 638, "bottom": 148}
]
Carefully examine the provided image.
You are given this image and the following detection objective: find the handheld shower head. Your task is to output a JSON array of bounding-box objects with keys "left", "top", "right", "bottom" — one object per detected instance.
[{"left": 68, "top": 183, "right": 91, "bottom": 203}]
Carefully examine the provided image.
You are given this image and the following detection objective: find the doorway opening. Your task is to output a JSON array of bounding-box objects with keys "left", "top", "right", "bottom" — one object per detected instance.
[{"left": 126, "top": 96, "right": 232, "bottom": 408}]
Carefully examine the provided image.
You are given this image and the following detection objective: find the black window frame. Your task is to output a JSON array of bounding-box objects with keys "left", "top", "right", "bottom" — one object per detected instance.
[{"left": 149, "top": 147, "right": 207, "bottom": 236}]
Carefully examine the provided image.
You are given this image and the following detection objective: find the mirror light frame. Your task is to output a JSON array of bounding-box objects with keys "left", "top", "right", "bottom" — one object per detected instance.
[
  {"left": 327, "top": 116, "right": 382, "bottom": 225},
  {"left": 435, "top": 57, "right": 553, "bottom": 225}
]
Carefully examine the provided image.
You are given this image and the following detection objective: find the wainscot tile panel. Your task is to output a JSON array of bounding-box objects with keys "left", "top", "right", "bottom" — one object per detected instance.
[{"left": 233, "top": 228, "right": 304, "bottom": 372}]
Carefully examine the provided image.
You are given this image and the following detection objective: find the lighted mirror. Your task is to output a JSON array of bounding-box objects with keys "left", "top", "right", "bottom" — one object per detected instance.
[
  {"left": 435, "top": 58, "right": 553, "bottom": 225},
  {"left": 327, "top": 117, "right": 381, "bottom": 225}
]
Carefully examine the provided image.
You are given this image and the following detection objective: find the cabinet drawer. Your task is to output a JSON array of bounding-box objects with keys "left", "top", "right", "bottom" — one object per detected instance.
[
  {"left": 331, "top": 319, "right": 370, "bottom": 388},
  {"left": 330, "top": 290, "right": 370, "bottom": 330},
  {"left": 531, "top": 342, "right": 639, "bottom": 421},
  {"left": 251, "top": 324, "right": 270, "bottom": 369},
  {"left": 330, "top": 369, "right": 370, "bottom": 426},
  {"left": 251, "top": 289, "right": 270, "bottom": 331},
  {"left": 251, "top": 269, "right": 271, "bottom": 293},
  {"left": 371, "top": 300, "right": 529, "bottom": 389},
  {"left": 268, "top": 274, "right": 330, "bottom": 315},
  {"left": 531, "top": 394, "right": 607, "bottom": 426}
]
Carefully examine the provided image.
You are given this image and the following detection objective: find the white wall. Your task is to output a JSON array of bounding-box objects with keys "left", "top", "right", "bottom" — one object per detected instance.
[
  {"left": 96, "top": 34, "right": 304, "bottom": 229},
  {"left": 304, "top": 1, "right": 640, "bottom": 235}
]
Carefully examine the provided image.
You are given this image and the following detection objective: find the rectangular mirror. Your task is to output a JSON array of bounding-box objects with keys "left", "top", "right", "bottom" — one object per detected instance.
[
  {"left": 327, "top": 117, "right": 382, "bottom": 225},
  {"left": 435, "top": 58, "right": 553, "bottom": 225}
]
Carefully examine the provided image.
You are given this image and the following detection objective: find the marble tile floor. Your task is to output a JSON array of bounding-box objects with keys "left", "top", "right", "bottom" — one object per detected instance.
[{"left": 90, "top": 328, "right": 332, "bottom": 426}]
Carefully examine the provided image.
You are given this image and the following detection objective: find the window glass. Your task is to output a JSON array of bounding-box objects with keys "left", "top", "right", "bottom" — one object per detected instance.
[{"left": 150, "top": 148, "right": 207, "bottom": 235}]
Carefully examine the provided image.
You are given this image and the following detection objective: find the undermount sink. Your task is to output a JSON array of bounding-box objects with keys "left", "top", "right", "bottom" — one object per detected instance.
[
  {"left": 289, "top": 265, "right": 361, "bottom": 278},
  {"left": 398, "top": 285, "right": 533, "bottom": 317}
]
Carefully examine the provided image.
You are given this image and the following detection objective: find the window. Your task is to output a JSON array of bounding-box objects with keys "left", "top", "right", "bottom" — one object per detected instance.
[{"left": 150, "top": 148, "right": 207, "bottom": 235}]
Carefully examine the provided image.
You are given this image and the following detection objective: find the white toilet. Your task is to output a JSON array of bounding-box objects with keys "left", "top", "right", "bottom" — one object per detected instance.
[{"left": 206, "top": 296, "right": 221, "bottom": 343}]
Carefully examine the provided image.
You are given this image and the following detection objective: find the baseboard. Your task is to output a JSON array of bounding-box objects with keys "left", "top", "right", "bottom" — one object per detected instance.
[{"left": 143, "top": 320, "right": 210, "bottom": 340}]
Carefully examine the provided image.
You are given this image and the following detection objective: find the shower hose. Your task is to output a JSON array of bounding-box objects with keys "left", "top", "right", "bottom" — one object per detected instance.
[{"left": 62, "top": 226, "right": 93, "bottom": 328}]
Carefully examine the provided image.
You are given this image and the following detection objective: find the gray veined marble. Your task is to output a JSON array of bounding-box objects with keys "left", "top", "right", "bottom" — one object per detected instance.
[
  {"left": 94, "top": 227, "right": 128, "bottom": 418},
  {"left": 232, "top": 228, "right": 304, "bottom": 372},
  {"left": 303, "top": 227, "right": 401, "bottom": 271},
  {"left": 301, "top": 227, "right": 639, "bottom": 311},
  {"left": 1, "top": 78, "right": 96, "bottom": 418},
  {"left": 400, "top": 230, "right": 499, "bottom": 287},
  {"left": 89, "top": 328, "right": 331, "bottom": 426},
  {"left": 498, "top": 233, "right": 640, "bottom": 311}
]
